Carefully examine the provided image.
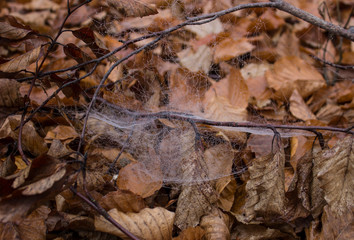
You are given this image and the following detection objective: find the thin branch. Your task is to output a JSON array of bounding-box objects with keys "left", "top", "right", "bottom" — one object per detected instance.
[
  {"left": 97, "top": 97, "right": 354, "bottom": 135},
  {"left": 311, "top": 54, "right": 354, "bottom": 70},
  {"left": 70, "top": 187, "right": 139, "bottom": 240}
]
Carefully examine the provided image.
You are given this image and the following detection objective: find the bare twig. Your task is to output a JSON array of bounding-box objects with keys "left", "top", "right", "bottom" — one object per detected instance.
[
  {"left": 311, "top": 54, "right": 354, "bottom": 70},
  {"left": 70, "top": 187, "right": 139, "bottom": 240},
  {"left": 97, "top": 97, "right": 354, "bottom": 135}
]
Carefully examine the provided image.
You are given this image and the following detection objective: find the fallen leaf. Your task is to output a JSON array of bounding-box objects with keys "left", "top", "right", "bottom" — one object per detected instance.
[
  {"left": 202, "top": 92, "right": 248, "bottom": 122},
  {"left": 0, "top": 205, "right": 50, "bottom": 240},
  {"left": 178, "top": 45, "right": 213, "bottom": 74},
  {"left": 234, "top": 224, "right": 296, "bottom": 240},
  {"left": 105, "top": 0, "right": 158, "bottom": 18},
  {"left": 266, "top": 56, "right": 325, "bottom": 100},
  {"left": 232, "top": 141, "right": 286, "bottom": 223},
  {"left": 0, "top": 16, "right": 34, "bottom": 40},
  {"left": 0, "top": 155, "right": 75, "bottom": 223},
  {"left": 95, "top": 207, "right": 174, "bottom": 240},
  {"left": 117, "top": 159, "right": 163, "bottom": 198},
  {"left": 203, "top": 143, "right": 234, "bottom": 183},
  {"left": 168, "top": 68, "right": 211, "bottom": 113},
  {"left": 185, "top": 19, "right": 224, "bottom": 39},
  {"left": 316, "top": 103, "right": 343, "bottom": 123},
  {"left": 0, "top": 79, "right": 23, "bottom": 107},
  {"left": 173, "top": 226, "right": 205, "bottom": 240},
  {"left": 0, "top": 115, "right": 48, "bottom": 156},
  {"left": 214, "top": 38, "right": 255, "bottom": 63},
  {"left": 320, "top": 205, "right": 354, "bottom": 240},
  {"left": 315, "top": 137, "right": 353, "bottom": 215},
  {"left": 200, "top": 208, "right": 232, "bottom": 240},
  {"left": 0, "top": 46, "right": 44, "bottom": 73},
  {"left": 44, "top": 125, "right": 79, "bottom": 145},
  {"left": 175, "top": 183, "right": 217, "bottom": 230},
  {"left": 290, "top": 89, "right": 316, "bottom": 121},
  {"left": 99, "top": 189, "right": 146, "bottom": 213}
]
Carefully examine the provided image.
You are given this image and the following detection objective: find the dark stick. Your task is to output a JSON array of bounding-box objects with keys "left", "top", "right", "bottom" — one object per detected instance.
[
  {"left": 311, "top": 54, "right": 354, "bottom": 70},
  {"left": 70, "top": 187, "right": 140, "bottom": 240}
]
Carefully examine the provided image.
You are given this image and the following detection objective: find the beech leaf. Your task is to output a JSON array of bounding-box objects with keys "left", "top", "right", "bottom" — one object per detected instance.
[
  {"left": 105, "top": 0, "right": 158, "bottom": 18},
  {"left": 0, "top": 46, "right": 43, "bottom": 73},
  {"left": 316, "top": 136, "right": 354, "bottom": 215},
  {"left": 232, "top": 142, "right": 286, "bottom": 223},
  {"left": 95, "top": 207, "right": 174, "bottom": 240}
]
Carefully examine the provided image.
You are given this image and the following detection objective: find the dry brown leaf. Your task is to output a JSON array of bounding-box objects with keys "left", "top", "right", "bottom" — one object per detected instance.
[
  {"left": 202, "top": 93, "right": 248, "bottom": 122},
  {"left": 0, "top": 46, "right": 43, "bottom": 73},
  {"left": 232, "top": 142, "right": 286, "bottom": 223},
  {"left": 203, "top": 143, "right": 234, "bottom": 183},
  {"left": 214, "top": 38, "right": 255, "bottom": 63},
  {"left": 0, "top": 17, "right": 34, "bottom": 40},
  {"left": 248, "top": 9, "right": 285, "bottom": 32},
  {"left": 209, "top": 68, "right": 249, "bottom": 109},
  {"left": 319, "top": 205, "right": 354, "bottom": 240},
  {"left": 19, "top": 84, "right": 76, "bottom": 107},
  {"left": 47, "top": 139, "right": 72, "bottom": 158},
  {"left": 315, "top": 137, "right": 353, "bottom": 215},
  {"left": 0, "top": 205, "right": 50, "bottom": 240},
  {"left": 173, "top": 226, "right": 205, "bottom": 240},
  {"left": 266, "top": 56, "right": 325, "bottom": 100},
  {"left": 285, "top": 151, "right": 313, "bottom": 222},
  {"left": 158, "top": 127, "right": 219, "bottom": 229},
  {"left": 234, "top": 224, "right": 296, "bottom": 240},
  {"left": 200, "top": 208, "right": 232, "bottom": 240},
  {"left": 277, "top": 29, "right": 300, "bottom": 58},
  {"left": 105, "top": 0, "right": 158, "bottom": 18},
  {"left": 216, "top": 176, "right": 236, "bottom": 211},
  {"left": 177, "top": 45, "right": 212, "bottom": 74},
  {"left": 290, "top": 89, "right": 316, "bottom": 121},
  {"left": 0, "top": 115, "right": 48, "bottom": 156},
  {"left": 290, "top": 136, "right": 313, "bottom": 170},
  {"left": 0, "top": 155, "right": 75, "bottom": 223},
  {"left": 311, "top": 150, "right": 326, "bottom": 219},
  {"left": 44, "top": 125, "right": 78, "bottom": 145},
  {"left": 99, "top": 189, "right": 146, "bottom": 213},
  {"left": 95, "top": 207, "right": 174, "bottom": 240},
  {"left": 202, "top": 67, "right": 248, "bottom": 120},
  {"left": 247, "top": 134, "right": 273, "bottom": 158},
  {"left": 316, "top": 103, "right": 343, "bottom": 123},
  {"left": 175, "top": 183, "right": 217, "bottom": 230},
  {"left": 168, "top": 68, "right": 210, "bottom": 113},
  {"left": 0, "top": 79, "right": 23, "bottom": 107},
  {"left": 184, "top": 19, "right": 223, "bottom": 39},
  {"left": 117, "top": 160, "right": 163, "bottom": 198}
]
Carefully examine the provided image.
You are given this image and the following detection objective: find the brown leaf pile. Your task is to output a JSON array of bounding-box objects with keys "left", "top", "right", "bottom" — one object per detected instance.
[{"left": 0, "top": 0, "right": 353, "bottom": 239}]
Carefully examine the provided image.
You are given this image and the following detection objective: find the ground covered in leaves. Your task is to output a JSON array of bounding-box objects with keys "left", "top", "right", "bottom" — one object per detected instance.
[{"left": 0, "top": 0, "right": 353, "bottom": 239}]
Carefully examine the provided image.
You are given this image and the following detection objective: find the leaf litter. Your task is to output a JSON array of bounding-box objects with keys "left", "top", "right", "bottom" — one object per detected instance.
[{"left": 0, "top": 0, "right": 353, "bottom": 239}]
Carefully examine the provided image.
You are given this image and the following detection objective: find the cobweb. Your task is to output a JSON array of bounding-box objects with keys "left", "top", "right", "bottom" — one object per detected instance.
[{"left": 75, "top": 0, "right": 330, "bottom": 186}]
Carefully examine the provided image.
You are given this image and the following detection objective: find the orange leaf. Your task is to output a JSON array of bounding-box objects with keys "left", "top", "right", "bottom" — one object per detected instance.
[
  {"left": 214, "top": 38, "right": 255, "bottom": 63},
  {"left": 117, "top": 161, "right": 162, "bottom": 198},
  {"left": 266, "top": 56, "right": 325, "bottom": 99}
]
